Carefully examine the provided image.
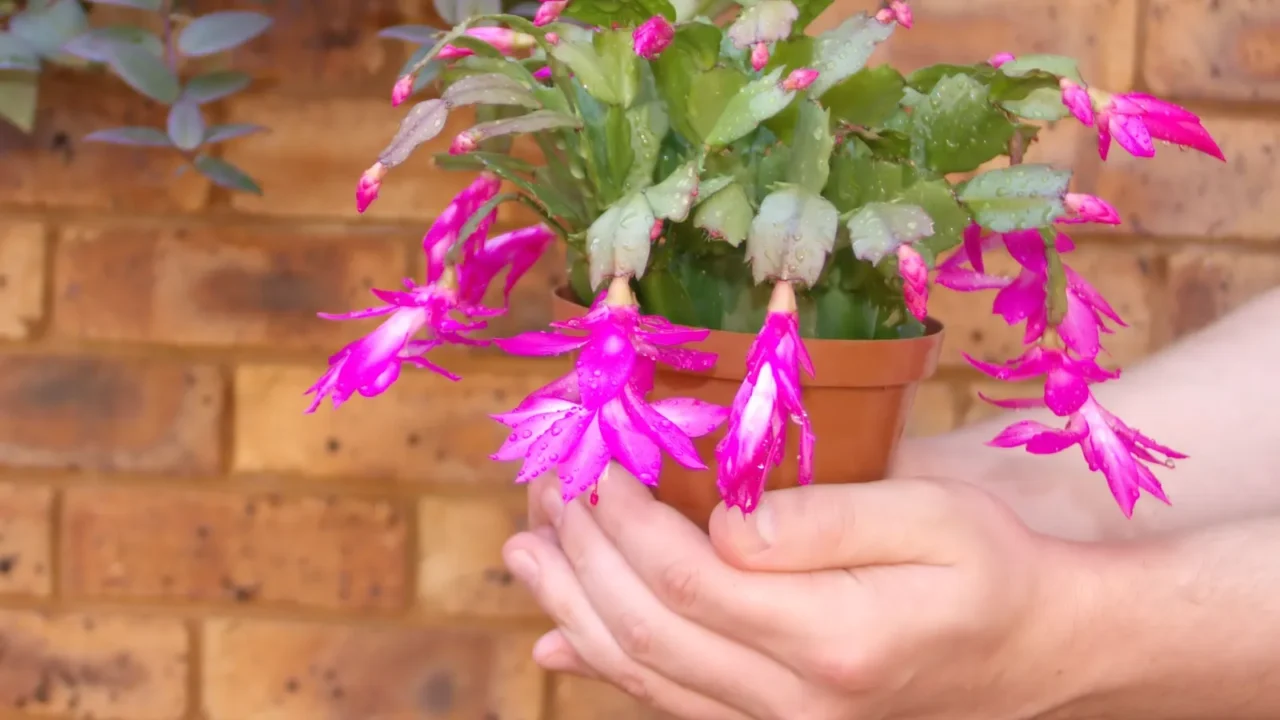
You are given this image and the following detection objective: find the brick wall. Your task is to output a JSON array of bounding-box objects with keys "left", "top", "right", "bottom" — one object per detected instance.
[{"left": 0, "top": 1, "right": 1277, "bottom": 718}]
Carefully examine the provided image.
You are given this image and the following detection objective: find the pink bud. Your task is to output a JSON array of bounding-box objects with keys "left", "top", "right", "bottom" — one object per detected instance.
[
  {"left": 356, "top": 163, "right": 386, "bottom": 214},
  {"left": 533, "top": 66, "right": 552, "bottom": 82},
  {"left": 988, "top": 52, "right": 1015, "bottom": 68},
  {"left": 1062, "top": 193, "right": 1121, "bottom": 225},
  {"left": 650, "top": 219, "right": 664, "bottom": 241},
  {"left": 632, "top": 16, "right": 674, "bottom": 59},
  {"left": 1060, "top": 77, "right": 1095, "bottom": 127},
  {"left": 391, "top": 75, "right": 414, "bottom": 107},
  {"left": 782, "top": 68, "right": 819, "bottom": 92},
  {"left": 545, "top": 31, "right": 561, "bottom": 45},
  {"left": 450, "top": 131, "right": 480, "bottom": 155},
  {"left": 534, "top": 0, "right": 568, "bottom": 27},
  {"left": 875, "top": 1, "right": 911, "bottom": 28},
  {"left": 750, "top": 41, "right": 769, "bottom": 71},
  {"left": 896, "top": 244, "right": 928, "bottom": 322},
  {"left": 438, "top": 27, "right": 536, "bottom": 61}
]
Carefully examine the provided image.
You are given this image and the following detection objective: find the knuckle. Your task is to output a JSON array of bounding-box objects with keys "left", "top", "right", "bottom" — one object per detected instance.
[
  {"left": 615, "top": 613, "right": 653, "bottom": 658},
  {"left": 803, "top": 646, "right": 879, "bottom": 691},
  {"left": 656, "top": 560, "right": 701, "bottom": 612},
  {"left": 615, "top": 670, "right": 652, "bottom": 704}
]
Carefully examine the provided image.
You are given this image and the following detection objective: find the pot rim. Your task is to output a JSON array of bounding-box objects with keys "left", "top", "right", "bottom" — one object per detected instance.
[{"left": 551, "top": 286, "right": 945, "bottom": 388}]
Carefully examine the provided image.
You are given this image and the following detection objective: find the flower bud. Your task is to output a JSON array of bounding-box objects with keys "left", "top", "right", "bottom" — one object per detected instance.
[
  {"left": 1063, "top": 193, "right": 1121, "bottom": 225},
  {"left": 356, "top": 162, "right": 386, "bottom": 214},
  {"left": 1059, "top": 77, "right": 1095, "bottom": 127},
  {"left": 391, "top": 75, "right": 414, "bottom": 107},
  {"left": 650, "top": 218, "right": 664, "bottom": 241},
  {"left": 750, "top": 41, "right": 769, "bottom": 71},
  {"left": 875, "top": 0, "right": 912, "bottom": 28},
  {"left": 632, "top": 16, "right": 674, "bottom": 59},
  {"left": 782, "top": 68, "right": 819, "bottom": 91},
  {"left": 449, "top": 131, "right": 480, "bottom": 155},
  {"left": 534, "top": 66, "right": 552, "bottom": 82},
  {"left": 534, "top": 0, "right": 568, "bottom": 27},
  {"left": 988, "top": 52, "right": 1015, "bottom": 68},
  {"left": 896, "top": 244, "right": 928, "bottom": 321},
  {"left": 545, "top": 31, "right": 561, "bottom": 45}
]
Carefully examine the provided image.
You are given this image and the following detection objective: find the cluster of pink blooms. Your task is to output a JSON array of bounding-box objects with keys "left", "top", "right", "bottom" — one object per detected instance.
[{"left": 312, "top": 2, "right": 1225, "bottom": 517}]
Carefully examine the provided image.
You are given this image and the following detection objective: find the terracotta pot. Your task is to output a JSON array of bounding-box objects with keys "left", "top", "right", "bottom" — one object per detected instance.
[{"left": 550, "top": 288, "right": 946, "bottom": 530}]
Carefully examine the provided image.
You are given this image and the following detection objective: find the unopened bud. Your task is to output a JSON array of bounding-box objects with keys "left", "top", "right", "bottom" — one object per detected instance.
[
  {"left": 782, "top": 68, "right": 819, "bottom": 91},
  {"left": 1059, "top": 77, "right": 1095, "bottom": 127},
  {"left": 545, "top": 31, "right": 561, "bottom": 45},
  {"left": 534, "top": 66, "right": 552, "bottom": 82},
  {"left": 356, "top": 163, "right": 386, "bottom": 214},
  {"left": 896, "top": 244, "right": 928, "bottom": 321},
  {"left": 650, "top": 219, "right": 664, "bottom": 241},
  {"left": 875, "top": 0, "right": 912, "bottom": 28},
  {"left": 391, "top": 75, "right": 414, "bottom": 107},
  {"left": 1063, "top": 193, "right": 1121, "bottom": 225},
  {"left": 633, "top": 16, "right": 674, "bottom": 59},
  {"left": 750, "top": 41, "right": 769, "bottom": 71},
  {"left": 534, "top": 0, "right": 568, "bottom": 27},
  {"left": 449, "top": 131, "right": 480, "bottom": 155},
  {"left": 988, "top": 52, "right": 1015, "bottom": 68}
]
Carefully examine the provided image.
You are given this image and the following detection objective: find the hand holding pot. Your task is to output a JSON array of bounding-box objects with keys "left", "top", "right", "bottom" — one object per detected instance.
[{"left": 504, "top": 466, "right": 1089, "bottom": 720}]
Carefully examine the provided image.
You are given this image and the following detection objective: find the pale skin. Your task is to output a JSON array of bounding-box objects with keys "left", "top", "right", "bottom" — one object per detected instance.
[{"left": 502, "top": 287, "right": 1280, "bottom": 720}]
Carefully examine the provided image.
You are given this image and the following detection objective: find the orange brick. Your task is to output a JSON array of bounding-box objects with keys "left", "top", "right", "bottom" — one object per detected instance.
[
  {"left": 1161, "top": 248, "right": 1280, "bottom": 340},
  {"left": 0, "top": 610, "right": 187, "bottom": 720},
  {"left": 0, "top": 221, "right": 46, "bottom": 339},
  {"left": 1094, "top": 117, "right": 1280, "bottom": 240},
  {"left": 202, "top": 619, "right": 544, "bottom": 720},
  {"left": 0, "top": 484, "right": 53, "bottom": 597},
  {"left": 233, "top": 360, "right": 561, "bottom": 485},
  {"left": 1144, "top": 0, "right": 1280, "bottom": 101},
  {"left": 53, "top": 224, "right": 405, "bottom": 350},
  {"left": 904, "top": 380, "right": 960, "bottom": 437},
  {"left": 0, "top": 356, "right": 223, "bottom": 475},
  {"left": 62, "top": 486, "right": 409, "bottom": 611},
  {"left": 418, "top": 495, "right": 539, "bottom": 618},
  {"left": 551, "top": 675, "right": 676, "bottom": 720},
  {"left": 0, "top": 76, "right": 207, "bottom": 213},
  {"left": 930, "top": 241, "right": 1157, "bottom": 368}
]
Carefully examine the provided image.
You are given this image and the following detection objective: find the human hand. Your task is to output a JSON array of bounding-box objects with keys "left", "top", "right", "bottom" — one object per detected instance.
[{"left": 502, "top": 466, "right": 1095, "bottom": 720}]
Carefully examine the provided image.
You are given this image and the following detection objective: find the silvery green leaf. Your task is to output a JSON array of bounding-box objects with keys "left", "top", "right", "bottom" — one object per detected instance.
[
  {"left": 166, "top": 98, "right": 205, "bottom": 150},
  {"left": 0, "top": 32, "right": 38, "bottom": 70},
  {"left": 746, "top": 187, "right": 838, "bottom": 286},
  {"left": 0, "top": 74, "right": 39, "bottom": 132},
  {"left": 182, "top": 70, "right": 252, "bottom": 103},
  {"left": 625, "top": 100, "right": 668, "bottom": 192},
  {"left": 84, "top": 0, "right": 162, "bottom": 9},
  {"left": 177, "top": 11, "right": 273, "bottom": 57},
  {"left": 846, "top": 202, "right": 934, "bottom": 264},
  {"left": 957, "top": 164, "right": 1070, "bottom": 232},
  {"left": 433, "top": 0, "right": 500, "bottom": 25},
  {"left": 704, "top": 68, "right": 793, "bottom": 148},
  {"left": 470, "top": 109, "right": 581, "bottom": 142},
  {"left": 106, "top": 43, "right": 180, "bottom": 103},
  {"left": 587, "top": 193, "right": 656, "bottom": 290},
  {"left": 193, "top": 155, "right": 262, "bottom": 194},
  {"left": 808, "top": 12, "right": 894, "bottom": 97},
  {"left": 998, "top": 54, "right": 1082, "bottom": 83},
  {"left": 695, "top": 175, "right": 733, "bottom": 204},
  {"left": 551, "top": 40, "right": 619, "bottom": 105},
  {"left": 786, "top": 100, "right": 832, "bottom": 193},
  {"left": 442, "top": 72, "right": 541, "bottom": 109},
  {"left": 9, "top": 0, "right": 87, "bottom": 58},
  {"left": 644, "top": 161, "right": 699, "bottom": 222},
  {"left": 694, "top": 181, "right": 752, "bottom": 247},
  {"left": 377, "top": 98, "right": 448, "bottom": 168},
  {"left": 596, "top": 28, "right": 639, "bottom": 109},
  {"left": 726, "top": 0, "right": 798, "bottom": 48},
  {"left": 202, "top": 123, "right": 267, "bottom": 144},
  {"left": 378, "top": 24, "right": 439, "bottom": 44},
  {"left": 83, "top": 126, "right": 173, "bottom": 146},
  {"left": 62, "top": 25, "right": 162, "bottom": 63},
  {"left": 667, "top": 0, "right": 700, "bottom": 22}
]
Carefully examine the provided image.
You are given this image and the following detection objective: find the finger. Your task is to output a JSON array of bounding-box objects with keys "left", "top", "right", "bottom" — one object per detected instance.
[
  {"left": 531, "top": 630, "right": 598, "bottom": 677},
  {"left": 526, "top": 471, "right": 559, "bottom": 529},
  {"left": 503, "top": 532, "right": 753, "bottom": 720},
  {"left": 553, "top": 487, "right": 808, "bottom": 720},
  {"left": 709, "top": 478, "right": 979, "bottom": 572}
]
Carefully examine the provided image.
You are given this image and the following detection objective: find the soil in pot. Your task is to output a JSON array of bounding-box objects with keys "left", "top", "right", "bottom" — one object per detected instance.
[{"left": 550, "top": 287, "right": 945, "bottom": 530}]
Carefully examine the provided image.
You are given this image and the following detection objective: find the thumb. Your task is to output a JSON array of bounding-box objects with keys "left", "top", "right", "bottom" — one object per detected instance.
[{"left": 708, "top": 478, "right": 976, "bottom": 571}]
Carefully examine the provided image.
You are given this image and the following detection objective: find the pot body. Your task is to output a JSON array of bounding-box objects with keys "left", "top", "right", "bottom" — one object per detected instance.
[{"left": 550, "top": 289, "right": 945, "bottom": 529}]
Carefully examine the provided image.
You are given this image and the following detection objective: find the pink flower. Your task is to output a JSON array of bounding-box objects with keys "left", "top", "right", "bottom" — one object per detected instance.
[
  {"left": 1059, "top": 78, "right": 1094, "bottom": 126},
  {"left": 391, "top": 75, "right": 414, "bottom": 107},
  {"left": 437, "top": 27, "right": 537, "bottom": 61},
  {"left": 986, "top": 393, "right": 1184, "bottom": 517},
  {"left": 781, "top": 68, "right": 819, "bottom": 91},
  {"left": 422, "top": 173, "right": 503, "bottom": 284},
  {"left": 966, "top": 345, "right": 1117, "bottom": 416},
  {"left": 1093, "top": 91, "right": 1224, "bottom": 162},
  {"left": 875, "top": 0, "right": 912, "bottom": 28},
  {"left": 533, "top": 66, "right": 552, "bottom": 81},
  {"left": 988, "top": 52, "right": 1015, "bottom": 68},
  {"left": 750, "top": 41, "right": 769, "bottom": 71},
  {"left": 534, "top": 0, "right": 567, "bottom": 26},
  {"left": 492, "top": 280, "right": 726, "bottom": 499},
  {"left": 456, "top": 224, "right": 556, "bottom": 307},
  {"left": 897, "top": 244, "right": 928, "bottom": 321},
  {"left": 355, "top": 162, "right": 386, "bottom": 214},
  {"left": 715, "top": 282, "right": 814, "bottom": 513},
  {"left": 449, "top": 130, "right": 480, "bottom": 155},
  {"left": 1061, "top": 193, "right": 1121, "bottom": 225},
  {"left": 633, "top": 16, "right": 674, "bottom": 59}
]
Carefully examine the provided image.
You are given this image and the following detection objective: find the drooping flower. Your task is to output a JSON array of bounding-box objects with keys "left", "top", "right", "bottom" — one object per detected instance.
[
  {"left": 715, "top": 282, "right": 815, "bottom": 513},
  {"left": 437, "top": 27, "right": 538, "bottom": 61},
  {"left": 492, "top": 278, "right": 727, "bottom": 500},
  {"left": 782, "top": 68, "right": 819, "bottom": 91},
  {"left": 1059, "top": 78, "right": 1094, "bottom": 126},
  {"left": 966, "top": 345, "right": 1117, "bottom": 416},
  {"left": 355, "top": 162, "right": 386, "bottom": 214},
  {"left": 422, "top": 173, "right": 503, "bottom": 282},
  {"left": 534, "top": 0, "right": 568, "bottom": 26},
  {"left": 1061, "top": 193, "right": 1121, "bottom": 225},
  {"left": 988, "top": 52, "right": 1015, "bottom": 68},
  {"left": 633, "top": 16, "right": 675, "bottom": 59},
  {"left": 875, "top": 0, "right": 912, "bottom": 28},
  {"left": 455, "top": 224, "right": 556, "bottom": 307},
  {"left": 1090, "top": 90, "right": 1225, "bottom": 162},
  {"left": 897, "top": 244, "right": 929, "bottom": 321},
  {"left": 391, "top": 75, "right": 414, "bottom": 107}
]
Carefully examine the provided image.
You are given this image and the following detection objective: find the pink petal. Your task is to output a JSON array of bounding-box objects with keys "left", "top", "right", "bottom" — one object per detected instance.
[
  {"left": 491, "top": 396, "right": 578, "bottom": 428},
  {"left": 796, "top": 412, "right": 815, "bottom": 486},
  {"left": 1096, "top": 112, "right": 1114, "bottom": 160},
  {"left": 317, "top": 304, "right": 397, "bottom": 322},
  {"left": 1065, "top": 267, "right": 1126, "bottom": 327},
  {"left": 495, "top": 331, "right": 589, "bottom": 356},
  {"left": 1134, "top": 462, "right": 1172, "bottom": 505},
  {"left": 977, "top": 392, "right": 1046, "bottom": 410},
  {"left": 935, "top": 269, "right": 1011, "bottom": 292},
  {"left": 1057, "top": 289, "right": 1103, "bottom": 359},
  {"left": 1114, "top": 93, "right": 1198, "bottom": 121},
  {"left": 492, "top": 405, "right": 570, "bottom": 461},
  {"left": 1146, "top": 118, "right": 1226, "bottom": 161},
  {"left": 992, "top": 272, "right": 1045, "bottom": 327},
  {"left": 401, "top": 356, "right": 461, "bottom": 381},
  {"left": 557, "top": 418, "right": 612, "bottom": 501},
  {"left": 653, "top": 346, "right": 718, "bottom": 372},
  {"left": 963, "top": 350, "right": 1051, "bottom": 383},
  {"left": 1111, "top": 114, "right": 1155, "bottom": 158},
  {"left": 575, "top": 320, "right": 638, "bottom": 408},
  {"left": 988, "top": 420, "right": 1062, "bottom": 448},
  {"left": 621, "top": 385, "right": 705, "bottom": 469},
  {"left": 514, "top": 406, "right": 593, "bottom": 484},
  {"left": 962, "top": 223, "right": 989, "bottom": 274},
  {"left": 1002, "top": 230, "right": 1047, "bottom": 272},
  {"left": 1043, "top": 365, "right": 1090, "bottom": 416},
  {"left": 650, "top": 397, "right": 730, "bottom": 438},
  {"left": 600, "top": 398, "right": 663, "bottom": 485}
]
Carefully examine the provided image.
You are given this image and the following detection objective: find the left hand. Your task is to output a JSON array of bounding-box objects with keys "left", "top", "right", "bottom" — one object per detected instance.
[{"left": 501, "top": 465, "right": 1093, "bottom": 720}]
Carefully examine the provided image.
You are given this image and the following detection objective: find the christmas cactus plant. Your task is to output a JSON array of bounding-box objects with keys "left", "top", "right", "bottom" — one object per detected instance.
[{"left": 307, "top": 0, "right": 1223, "bottom": 517}]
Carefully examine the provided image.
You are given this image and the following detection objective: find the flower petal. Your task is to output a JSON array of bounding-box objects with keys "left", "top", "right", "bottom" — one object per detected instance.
[
  {"left": 621, "top": 385, "right": 705, "bottom": 469},
  {"left": 600, "top": 398, "right": 663, "bottom": 485},
  {"left": 495, "top": 331, "right": 589, "bottom": 356},
  {"left": 557, "top": 417, "right": 612, "bottom": 501},
  {"left": 514, "top": 406, "right": 593, "bottom": 485},
  {"left": 650, "top": 397, "right": 730, "bottom": 438}
]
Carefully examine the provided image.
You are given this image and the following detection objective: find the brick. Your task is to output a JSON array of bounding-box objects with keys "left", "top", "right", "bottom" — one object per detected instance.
[
  {"left": 53, "top": 224, "right": 405, "bottom": 350},
  {"left": 418, "top": 496, "right": 538, "bottom": 618},
  {"left": 62, "top": 486, "right": 408, "bottom": 612},
  {"left": 1144, "top": 0, "right": 1280, "bottom": 101},
  {"left": 0, "top": 76, "right": 207, "bottom": 213},
  {"left": 0, "top": 221, "right": 45, "bottom": 339},
  {"left": 0, "top": 356, "right": 222, "bottom": 475},
  {"left": 929, "top": 241, "right": 1157, "bottom": 368},
  {"left": 233, "top": 360, "right": 561, "bottom": 485},
  {"left": 0, "top": 610, "right": 187, "bottom": 720},
  {"left": 202, "top": 619, "right": 544, "bottom": 720},
  {"left": 904, "top": 381, "right": 960, "bottom": 437},
  {"left": 1161, "top": 248, "right": 1280, "bottom": 340},
  {"left": 0, "top": 484, "right": 53, "bottom": 597},
  {"left": 222, "top": 96, "right": 527, "bottom": 223},
  {"left": 1094, "top": 118, "right": 1280, "bottom": 240},
  {"left": 551, "top": 675, "right": 676, "bottom": 720}
]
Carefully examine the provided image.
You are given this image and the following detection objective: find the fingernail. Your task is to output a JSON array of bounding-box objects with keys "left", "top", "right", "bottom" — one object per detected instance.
[
  {"left": 541, "top": 487, "right": 564, "bottom": 527},
  {"left": 748, "top": 502, "right": 776, "bottom": 548},
  {"left": 505, "top": 549, "right": 539, "bottom": 587},
  {"left": 531, "top": 630, "right": 560, "bottom": 660}
]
